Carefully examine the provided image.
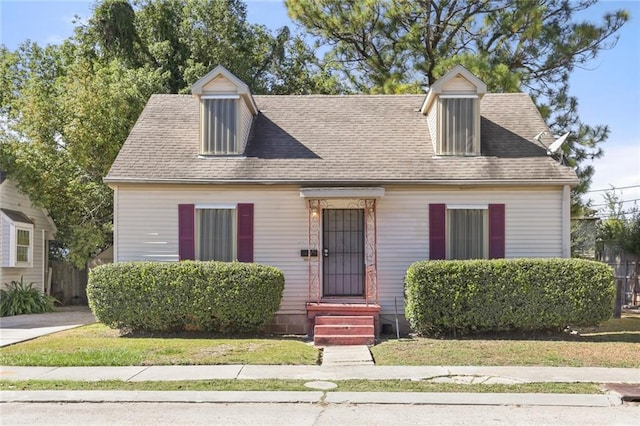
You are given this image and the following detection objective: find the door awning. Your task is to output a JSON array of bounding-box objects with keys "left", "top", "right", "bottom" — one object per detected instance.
[{"left": 299, "top": 187, "right": 385, "bottom": 199}]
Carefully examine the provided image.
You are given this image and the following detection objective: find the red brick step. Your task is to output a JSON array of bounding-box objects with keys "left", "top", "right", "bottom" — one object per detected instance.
[
  {"left": 314, "top": 315, "right": 374, "bottom": 326},
  {"left": 313, "top": 315, "right": 375, "bottom": 346}
]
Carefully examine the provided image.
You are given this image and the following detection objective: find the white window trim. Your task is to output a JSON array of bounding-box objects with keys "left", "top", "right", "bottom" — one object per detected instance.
[
  {"left": 9, "top": 222, "right": 34, "bottom": 268},
  {"left": 446, "top": 204, "right": 489, "bottom": 210},
  {"left": 201, "top": 94, "right": 240, "bottom": 100},
  {"left": 439, "top": 94, "right": 479, "bottom": 99},
  {"left": 446, "top": 206, "right": 488, "bottom": 260},
  {"left": 194, "top": 205, "right": 238, "bottom": 261}
]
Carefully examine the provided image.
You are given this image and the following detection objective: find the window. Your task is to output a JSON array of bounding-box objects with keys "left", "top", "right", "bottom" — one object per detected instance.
[
  {"left": 447, "top": 208, "right": 487, "bottom": 259},
  {"left": 16, "top": 228, "right": 31, "bottom": 263},
  {"left": 201, "top": 97, "right": 238, "bottom": 155},
  {"left": 429, "top": 204, "right": 504, "bottom": 260},
  {"left": 195, "top": 207, "right": 236, "bottom": 261},
  {"left": 439, "top": 96, "right": 478, "bottom": 155},
  {"left": 1, "top": 209, "right": 34, "bottom": 268},
  {"left": 178, "top": 203, "right": 253, "bottom": 262}
]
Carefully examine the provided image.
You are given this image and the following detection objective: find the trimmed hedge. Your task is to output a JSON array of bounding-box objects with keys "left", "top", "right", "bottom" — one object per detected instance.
[
  {"left": 404, "top": 258, "right": 614, "bottom": 336},
  {"left": 87, "top": 261, "right": 284, "bottom": 334}
]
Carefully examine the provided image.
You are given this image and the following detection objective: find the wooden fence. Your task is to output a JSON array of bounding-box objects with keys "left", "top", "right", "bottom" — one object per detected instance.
[
  {"left": 50, "top": 260, "right": 88, "bottom": 306},
  {"left": 597, "top": 246, "right": 639, "bottom": 317}
]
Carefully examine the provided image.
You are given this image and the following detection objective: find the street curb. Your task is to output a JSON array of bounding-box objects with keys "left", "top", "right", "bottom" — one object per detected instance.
[{"left": 0, "top": 390, "right": 622, "bottom": 407}]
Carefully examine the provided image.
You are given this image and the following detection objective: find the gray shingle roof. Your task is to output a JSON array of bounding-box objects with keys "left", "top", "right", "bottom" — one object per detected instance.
[{"left": 105, "top": 93, "right": 578, "bottom": 185}]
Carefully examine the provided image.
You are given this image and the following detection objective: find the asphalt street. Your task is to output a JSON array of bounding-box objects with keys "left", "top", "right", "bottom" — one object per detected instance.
[{"left": 1, "top": 402, "right": 639, "bottom": 425}]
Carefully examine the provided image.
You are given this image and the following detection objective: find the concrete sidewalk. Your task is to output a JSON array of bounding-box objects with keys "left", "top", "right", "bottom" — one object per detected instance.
[{"left": 2, "top": 364, "right": 639, "bottom": 384}]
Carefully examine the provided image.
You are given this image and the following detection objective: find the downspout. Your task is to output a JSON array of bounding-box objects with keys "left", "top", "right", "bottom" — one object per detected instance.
[
  {"left": 113, "top": 185, "right": 119, "bottom": 262},
  {"left": 562, "top": 185, "right": 571, "bottom": 258}
]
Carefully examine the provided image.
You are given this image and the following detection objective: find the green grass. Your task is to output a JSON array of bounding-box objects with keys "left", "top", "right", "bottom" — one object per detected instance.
[
  {"left": 2, "top": 315, "right": 638, "bottom": 368},
  {"left": 0, "top": 324, "right": 319, "bottom": 366},
  {"left": 372, "top": 316, "right": 640, "bottom": 368},
  {"left": 0, "top": 379, "right": 603, "bottom": 394}
]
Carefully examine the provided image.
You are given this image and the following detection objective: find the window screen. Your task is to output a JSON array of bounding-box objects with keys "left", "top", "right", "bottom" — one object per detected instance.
[
  {"left": 196, "top": 209, "right": 235, "bottom": 261},
  {"left": 447, "top": 209, "right": 487, "bottom": 259},
  {"left": 440, "top": 98, "right": 477, "bottom": 155},
  {"left": 201, "top": 98, "right": 237, "bottom": 154}
]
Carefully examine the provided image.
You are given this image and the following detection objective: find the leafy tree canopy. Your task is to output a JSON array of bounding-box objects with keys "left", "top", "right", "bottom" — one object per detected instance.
[{"left": 0, "top": 0, "right": 339, "bottom": 267}]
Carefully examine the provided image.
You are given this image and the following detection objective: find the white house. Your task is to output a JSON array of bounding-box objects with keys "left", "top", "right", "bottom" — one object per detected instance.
[
  {"left": 105, "top": 65, "right": 578, "bottom": 344},
  {"left": 0, "top": 173, "right": 57, "bottom": 293}
]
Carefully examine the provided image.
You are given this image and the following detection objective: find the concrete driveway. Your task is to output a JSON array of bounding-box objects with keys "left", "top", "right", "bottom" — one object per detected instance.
[{"left": 0, "top": 306, "right": 96, "bottom": 347}]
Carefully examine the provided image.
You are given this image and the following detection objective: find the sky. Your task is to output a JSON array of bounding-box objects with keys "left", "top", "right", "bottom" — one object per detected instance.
[{"left": 1, "top": 0, "right": 639, "bottom": 216}]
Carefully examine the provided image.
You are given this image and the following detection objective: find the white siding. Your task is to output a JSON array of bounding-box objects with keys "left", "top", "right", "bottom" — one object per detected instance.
[
  {"left": 115, "top": 184, "right": 565, "bottom": 316},
  {"left": 115, "top": 185, "right": 310, "bottom": 314},
  {"left": 239, "top": 100, "right": 253, "bottom": 153},
  {"left": 0, "top": 180, "right": 56, "bottom": 291},
  {"left": 426, "top": 102, "right": 437, "bottom": 150},
  {"left": 375, "top": 186, "right": 564, "bottom": 314},
  {"left": 441, "top": 75, "right": 476, "bottom": 93},
  {"left": 202, "top": 75, "right": 237, "bottom": 94}
]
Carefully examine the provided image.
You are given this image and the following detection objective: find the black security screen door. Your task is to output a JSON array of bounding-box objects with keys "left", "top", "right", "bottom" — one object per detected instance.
[{"left": 322, "top": 209, "right": 365, "bottom": 297}]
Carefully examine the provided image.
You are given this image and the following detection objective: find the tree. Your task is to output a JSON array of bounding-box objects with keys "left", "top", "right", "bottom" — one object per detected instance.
[
  {"left": 597, "top": 190, "right": 640, "bottom": 257},
  {"left": 1, "top": 0, "right": 339, "bottom": 267},
  {"left": 286, "top": 0, "right": 629, "bottom": 206},
  {"left": 0, "top": 42, "right": 161, "bottom": 267}
]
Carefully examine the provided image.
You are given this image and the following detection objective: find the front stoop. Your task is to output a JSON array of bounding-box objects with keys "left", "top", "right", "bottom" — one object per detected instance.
[
  {"left": 313, "top": 315, "right": 375, "bottom": 346},
  {"left": 306, "top": 301, "right": 380, "bottom": 346}
]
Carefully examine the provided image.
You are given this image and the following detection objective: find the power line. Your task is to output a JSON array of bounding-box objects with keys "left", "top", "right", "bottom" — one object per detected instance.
[
  {"left": 585, "top": 184, "right": 640, "bottom": 193},
  {"left": 591, "top": 198, "right": 640, "bottom": 208}
]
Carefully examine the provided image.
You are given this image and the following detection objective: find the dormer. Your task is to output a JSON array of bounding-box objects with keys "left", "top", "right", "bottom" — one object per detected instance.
[
  {"left": 421, "top": 65, "right": 487, "bottom": 156},
  {"left": 192, "top": 65, "right": 259, "bottom": 156}
]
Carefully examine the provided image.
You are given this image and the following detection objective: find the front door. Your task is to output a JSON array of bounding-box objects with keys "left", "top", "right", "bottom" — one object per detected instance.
[{"left": 322, "top": 209, "right": 365, "bottom": 297}]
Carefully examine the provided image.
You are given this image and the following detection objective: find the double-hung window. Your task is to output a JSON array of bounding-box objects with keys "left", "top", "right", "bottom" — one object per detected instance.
[
  {"left": 1, "top": 209, "right": 34, "bottom": 267},
  {"left": 429, "top": 203, "right": 504, "bottom": 260},
  {"left": 201, "top": 96, "right": 238, "bottom": 155},
  {"left": 195, "top": 206, "right": 236, "bottom": 262},
  {"left": 439, "top": 96, "right": 478, "bottom": 155},
  {"left": 178, "top": 203, "right": 253, "bottom": 262},
  {"left": 446, "top": 206, "right": 488, "bottom": 260}
]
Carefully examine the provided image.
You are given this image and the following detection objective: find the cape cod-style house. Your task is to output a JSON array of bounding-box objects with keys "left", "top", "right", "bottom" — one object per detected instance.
[{"left": 105, "top": 65, "right": 578, "bottom": 344}]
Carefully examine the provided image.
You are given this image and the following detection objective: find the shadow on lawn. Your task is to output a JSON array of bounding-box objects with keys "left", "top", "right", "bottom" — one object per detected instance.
[
  {"left": 119, "top": 330, "right": 311, "bottom": 343},
  {"left": 390, "top": 316, "right": 640, "bottom": 344}
]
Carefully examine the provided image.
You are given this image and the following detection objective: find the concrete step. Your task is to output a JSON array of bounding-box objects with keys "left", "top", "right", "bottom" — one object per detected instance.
[
  {"left": 314, "top": 315, "right": 374, "bottom": 326},
  {"left": 314, "top": 324, "right": 375, "bottom": 336},
  {"left": 314, "top": 334, "right": 375, "bottom": 346}
]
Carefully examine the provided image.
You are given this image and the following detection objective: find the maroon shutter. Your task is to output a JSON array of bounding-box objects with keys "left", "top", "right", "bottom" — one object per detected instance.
[
  {"left": 488, "top": 204, "right": 505, "bottom": 259},
  {"left": 429, "top": 204, "right": 446, "bottom": 260},
  {"left": 237, "top": 203, "right": 254, "bottom": 262},
  {"left": 178, "top": 204, "right": 195, "bottom": 260}
]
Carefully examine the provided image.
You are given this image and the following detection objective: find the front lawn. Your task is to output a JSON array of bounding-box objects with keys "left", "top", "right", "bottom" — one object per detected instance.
[
  {"left": 0, "top": 324, "right": 319, "bottom": 366},
  {"left": 371, "top": 315, "right": 640, "bottom": 368}
]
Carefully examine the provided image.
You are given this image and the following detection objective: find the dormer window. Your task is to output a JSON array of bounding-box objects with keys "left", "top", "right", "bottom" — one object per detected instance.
[
  {"left": 439, "top": 95, "right": 479, "bottom": 155},
  {"left": 192, "top": 65, "right": 259, "bottom": 157},
  {"left": 421, "top": 65, "right": 486, "bottom": 157},
  {"left": 201, "top": 96, "right": 238, "bottom": 155}
]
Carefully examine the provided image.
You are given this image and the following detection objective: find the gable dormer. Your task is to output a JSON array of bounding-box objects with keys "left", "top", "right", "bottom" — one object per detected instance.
[
  {"left": 421, "top": 65, "right": 487, "bottom": 156},
  {"left": 192, "top": 65, "right": 258, "bottom": 156}
]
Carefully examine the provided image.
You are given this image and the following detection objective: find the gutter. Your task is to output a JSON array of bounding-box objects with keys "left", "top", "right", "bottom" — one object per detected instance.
[{"left": 104, "top": 177, "right": 580, "bottom": 187}]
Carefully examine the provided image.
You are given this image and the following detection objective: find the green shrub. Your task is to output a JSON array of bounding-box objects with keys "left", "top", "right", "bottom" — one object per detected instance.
[
  {"left": 404, "top": 258, "right": 614, "bottom": 336},
  {"left": 0, "top": 277, "right": 57, "bottom": 317},
  {"left": 87, "top": 261, "right": 285, "bottom": 334}
]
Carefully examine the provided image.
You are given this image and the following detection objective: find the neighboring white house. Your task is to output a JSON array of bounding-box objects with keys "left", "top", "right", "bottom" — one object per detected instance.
[
  {"left": 0, "top": 173, "right": 57, "bottom": 293},
  {"left": 105, "top": 65, "right": 578, "bottom": 340}
]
